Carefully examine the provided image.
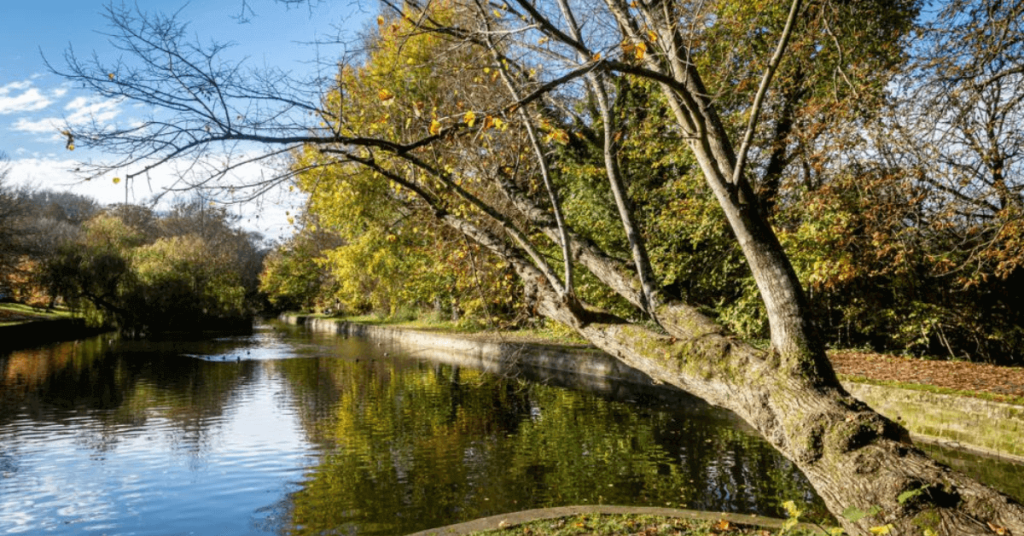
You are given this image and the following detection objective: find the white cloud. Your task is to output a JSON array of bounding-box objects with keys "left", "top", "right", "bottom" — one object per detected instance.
[
  {"left": 65, "top": 96, "right": 123, "bottom": 125},
  {"left": 11, "top": 116, "right": 62, "bottom": 135},
  {"left": 3, "top": 81, "right": 32, "bottom": 91},
  {"left": 11, "top": 96, "right": 123, "bottom": 137},
  {"left": 0, "top": 82, "right": 54, "bottom": 115}
]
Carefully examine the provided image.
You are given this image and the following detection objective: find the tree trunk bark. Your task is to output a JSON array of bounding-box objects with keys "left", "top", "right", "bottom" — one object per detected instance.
[
  {"left": 525, "top": 277, "right": 1024, "bottom": 536},
  {"left": 446, "top": 180, "right": 1024, "bottom": 534}
]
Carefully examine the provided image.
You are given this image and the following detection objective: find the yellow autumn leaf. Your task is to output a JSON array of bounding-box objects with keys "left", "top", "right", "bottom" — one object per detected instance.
[
  {"left": 108, "top": 73, "right": 115, "bottom": 80},
  {"left": 377, "top": 15, "right": 385, "bottom": 26},
  {"left": 647, "top": 30, "right": 658, "bottom": 42},
  {"left": 112, "top": 177, "right": 121, "bottom": 184},
  {"left": 545, "top": 129, "right": 570, "bottom": 145},
  {"left": 868, "top": 525, "right": 893, "bottom": 535},
  {"left": 430, "top": 119, "right": 442, "bottom": 135},
  {"left": 635, "top": 41, "right": 647, "bottom": 59},
  {"left": 538, "top": 36, "right": 549, "bottom": 45},
  {"left": 378, "top": 88, "right": 396, "bottom": 106},
  {"left": 483, "top": 115, "right": 495, "bottom": 130},
  {"left": 464, "top": 110, "right": 477, "bottom": 127},
  {"left": 493, "top": 117, "right": 506, "bottom": 131},
  {"left": 66, "top": 143, "right": 75, "bottom": 151},
  {"left": 492, "top": 9, "right": 503, "bottom": 18}
]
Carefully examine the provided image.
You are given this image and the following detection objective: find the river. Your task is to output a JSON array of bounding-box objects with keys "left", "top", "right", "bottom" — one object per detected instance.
[{"left": 1, "top": 322, "right": 1019, "bottom": 535}]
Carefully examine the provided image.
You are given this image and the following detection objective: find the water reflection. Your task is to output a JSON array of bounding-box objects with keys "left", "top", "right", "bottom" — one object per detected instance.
[{"left": 15, "top": 324, "right": 1012, "bottom": 534}]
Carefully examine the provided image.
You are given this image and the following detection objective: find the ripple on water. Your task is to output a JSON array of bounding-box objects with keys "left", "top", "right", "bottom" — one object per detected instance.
[{"left": 0, "top": 327, "right": 871, "bottom": 535}]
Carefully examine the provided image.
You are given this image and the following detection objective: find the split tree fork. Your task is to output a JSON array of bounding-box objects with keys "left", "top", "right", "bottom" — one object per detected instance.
[{"left": 55, "top": 0, "right": 1024, "bottom": 533}]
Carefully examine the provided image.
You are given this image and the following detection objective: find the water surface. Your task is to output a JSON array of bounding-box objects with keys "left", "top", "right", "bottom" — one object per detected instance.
[{"left": 0, "top": 323, "right": 886, "bottom": 534}]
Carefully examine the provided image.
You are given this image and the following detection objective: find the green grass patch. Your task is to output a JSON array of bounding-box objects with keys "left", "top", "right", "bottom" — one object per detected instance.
[
  {"left": 0, "top": 303, "right": 73, "bottom": 327},
  {"left": 838, "top": 375, "right": 1024, "bottom": 407},
  {"left": 466, "top": 513, "right": 814, "bottom": 536}
]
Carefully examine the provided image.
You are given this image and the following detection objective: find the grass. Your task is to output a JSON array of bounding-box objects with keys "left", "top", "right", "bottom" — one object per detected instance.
[
  {"left": 0, "top": 302, "right": 73, "bottom": 327},
  {"left": 464, "top": 513, "right": 819, "bottom": 536},
  {"left": 837, "top": 374, "right": 1024, "bottom": 407}
]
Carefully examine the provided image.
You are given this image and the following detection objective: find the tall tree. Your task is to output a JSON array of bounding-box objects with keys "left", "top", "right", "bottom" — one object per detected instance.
[{"left": 55, "top": 1, "right": 1024, "bottom": 533}]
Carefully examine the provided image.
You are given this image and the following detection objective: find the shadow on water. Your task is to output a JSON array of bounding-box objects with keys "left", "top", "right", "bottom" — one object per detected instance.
[{"left": 1, "top": 322, "right": 1020, "bottom": 535}]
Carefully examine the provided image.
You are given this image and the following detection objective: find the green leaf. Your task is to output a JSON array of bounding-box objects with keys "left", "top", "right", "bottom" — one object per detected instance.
[
  {"left": 842, "top": 505, "right": 881, "bottom": 523},
  {"left": 897, "top": 487, "right": 924, "bottom": 504}
]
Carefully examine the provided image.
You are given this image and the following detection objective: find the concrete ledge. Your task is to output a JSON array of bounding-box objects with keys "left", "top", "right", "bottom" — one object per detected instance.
[
  {"left": 282, "top": 314, "right": 1024, "bottom": 462},
  {"left": 289, "top": 315, "right": 654, "bottom": 386},
  {"left": 404, "top": 505, "right": 825, "bottom": 535},
  {"left": 843, "top": 382, "right": 1024, "bottom": 463}
]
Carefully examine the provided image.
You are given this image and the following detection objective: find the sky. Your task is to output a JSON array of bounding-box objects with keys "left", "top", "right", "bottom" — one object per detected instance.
[{"left": 1, "top": 0, "right": 372, "bottom": 240}]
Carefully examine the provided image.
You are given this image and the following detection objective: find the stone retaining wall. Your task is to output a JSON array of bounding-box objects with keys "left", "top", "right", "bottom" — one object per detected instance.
[
  {"left": 283, "top": 314, "right": 1024, "bottom": 462},
  {"left": 294, "top": 315, "right": 652, "bottom": 385},
  {"left": 844, "top": 383, "right": 1024, "bottom": 462}
]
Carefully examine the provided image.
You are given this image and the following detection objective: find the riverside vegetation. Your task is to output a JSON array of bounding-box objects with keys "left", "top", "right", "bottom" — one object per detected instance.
[
  {"left": 0, "top": 164, "right": 266, "bottom": 337},
  {"left": 13, "top": 0, "right": 1024, "bottom": 533}
]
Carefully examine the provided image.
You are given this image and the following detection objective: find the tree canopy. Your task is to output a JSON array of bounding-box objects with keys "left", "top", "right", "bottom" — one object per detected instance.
[{"left": 51, "top": 0, "right": 1024, "bottom": 533}]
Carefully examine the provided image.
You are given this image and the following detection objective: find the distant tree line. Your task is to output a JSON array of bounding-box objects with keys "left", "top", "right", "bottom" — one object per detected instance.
[{"left": 0, "top": 159, "right": 266, "bottom": 335}]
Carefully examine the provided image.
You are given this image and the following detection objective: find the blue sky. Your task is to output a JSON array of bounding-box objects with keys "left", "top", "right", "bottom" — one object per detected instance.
[{"left": 1, "top": 1, "right": 371, "bottom": 239}]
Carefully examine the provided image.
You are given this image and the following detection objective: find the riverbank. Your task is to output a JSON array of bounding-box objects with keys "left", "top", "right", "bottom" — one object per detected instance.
[
  {"left": 282, "top": 313, "right": 1024, "bottom": 464},
  {"left": 0, "top": 303, "right": 109, "bottom": 351}
]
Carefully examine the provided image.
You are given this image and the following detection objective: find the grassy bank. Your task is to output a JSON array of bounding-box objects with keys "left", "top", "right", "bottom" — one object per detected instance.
[
  {"left": 0, "top": 302, "right": 73, "bottom": 327},
  {"left": 837, "top": 376, "right": 1024, "bottom": 407}
]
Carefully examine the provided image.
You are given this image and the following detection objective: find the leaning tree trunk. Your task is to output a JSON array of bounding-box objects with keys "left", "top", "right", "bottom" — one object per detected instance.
[
  {"left": 460, "top": 172, "right": 1024, "bottom": 534},
  {"left": 523, "top": 275, "right": 1024, "bottom": 536},
  {"left": 629, "top": 81, "right": 1024, "bottom": 536},
  {"left": 488, "top": 101, "right": 1024, "bottom": 536}
]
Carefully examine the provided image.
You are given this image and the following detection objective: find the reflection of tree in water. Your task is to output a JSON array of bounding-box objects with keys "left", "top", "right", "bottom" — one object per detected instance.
[
  {"left": 0, "top": 334, "right": 260, "bottom": 462},
  {"left": 274, "top": 351, "right": 826, "bottom": 536}
]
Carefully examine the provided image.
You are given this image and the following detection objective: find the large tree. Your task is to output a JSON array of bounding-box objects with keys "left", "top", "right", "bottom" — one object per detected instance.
[{"left": 56, "top": 1, "right": 1024, "bottom": 533}]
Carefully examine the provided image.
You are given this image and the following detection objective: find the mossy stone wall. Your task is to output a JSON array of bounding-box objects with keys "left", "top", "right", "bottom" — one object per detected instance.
[{"left": 843, "top": 382, "right": 1024, "bottom": 462}]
